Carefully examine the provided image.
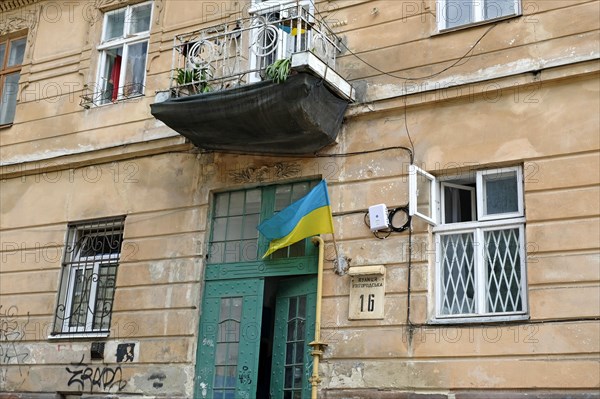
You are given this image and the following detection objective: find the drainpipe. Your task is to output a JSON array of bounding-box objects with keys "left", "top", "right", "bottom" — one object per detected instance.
[{"left": 309, "top": 236, "right": 328, "bottom": 399}]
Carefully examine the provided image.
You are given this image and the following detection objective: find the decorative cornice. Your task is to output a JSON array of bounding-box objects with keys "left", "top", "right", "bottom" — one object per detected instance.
[
  {"left": 94, "top": 0, "right": 147, "bottom": 12},
  {"left": 0, "top": 15, "right": 37, "bottom": 36},
  {"left": 0, "top": 0, "right": 40, "bottom": 13},
  {"left": 229, "top": 162, "right": 302, "bottom": 183}
]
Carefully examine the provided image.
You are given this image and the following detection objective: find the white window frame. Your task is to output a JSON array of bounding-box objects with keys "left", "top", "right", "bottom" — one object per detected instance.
[
  {"left": 96, "top": 1, "right": 152, "bottom": 104},
  {"left": 436, "top": 0, "right": 521, "bottom": 32},
  {"left": 410, "top": 165, "right": 528, "bottom": 323},
  {"left": 440, "top": 181, "right": 476, "bottom": 224},
  {"left": 477, "top": 166, "right": 524, "bottom": 221},
  {"left": 409, "top": 164, "right": 437, "bottom": 225}
]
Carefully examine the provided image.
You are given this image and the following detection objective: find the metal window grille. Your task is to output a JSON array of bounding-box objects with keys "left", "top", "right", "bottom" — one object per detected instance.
[
  {"left": 435, "top": 166, "right": 526, "bottom": 320},
  {"left": 53, "top": 216, "right": 125, "bottom": 335},
  {"left": 440, "top": 233, "right": 476, "bottom": 315},
  {"left": 438, "top": 225, "right": 525, "bottom": 318},
  {"left": 485, "top": 228, "right": 523, "bottom": 313}
]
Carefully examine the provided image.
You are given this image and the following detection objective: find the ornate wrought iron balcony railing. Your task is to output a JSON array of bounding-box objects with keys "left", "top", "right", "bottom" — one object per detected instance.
[
  {"left": 168, "top": 3, "right": 343, "bottom": 96},
  {"left": 151, "top": 3, "right": 354, "bottom": 155}
]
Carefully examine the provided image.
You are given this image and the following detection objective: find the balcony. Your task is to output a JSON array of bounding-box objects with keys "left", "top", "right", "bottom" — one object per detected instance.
[{"left": 150, "top": 2, "right": 354, "bottom": 155}]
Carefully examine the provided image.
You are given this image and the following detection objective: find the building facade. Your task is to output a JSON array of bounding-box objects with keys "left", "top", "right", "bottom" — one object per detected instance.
[{"left": 0, "top": 0, "right": 599, "bottom": 398}]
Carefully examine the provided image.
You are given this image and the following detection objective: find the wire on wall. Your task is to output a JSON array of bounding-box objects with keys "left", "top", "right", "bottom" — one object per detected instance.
[
  {"left": 335, "top": 23, "right": 498, "bottom": 81},
  {"left": 363, "top": 206, "right": 411, "bottom": 240},
  {"left": 308, "top": 0, "right": 499, "bottom": 82},
  {"left": 315, "top": 145, "right": 413, "bottom": 164}
]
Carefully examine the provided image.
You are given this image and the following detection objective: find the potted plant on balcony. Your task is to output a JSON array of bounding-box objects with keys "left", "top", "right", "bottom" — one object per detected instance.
[
  {"left": 264, "top": 58, "right": 291, "bottom": 84},
  {"left": 174, "top": 67, "right": 212, "bottom": 96}
]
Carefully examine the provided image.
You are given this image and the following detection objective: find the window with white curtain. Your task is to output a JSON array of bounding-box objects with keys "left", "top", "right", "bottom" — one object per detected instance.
[
  {"left": 410, "top": 165, "right": 528, "bottom": 323},
  {"left": 437, "top": 0, "right": 521, "bottom": 31},
  {"left": 96, "top": 1, "right": 152, "bottom": 104}
]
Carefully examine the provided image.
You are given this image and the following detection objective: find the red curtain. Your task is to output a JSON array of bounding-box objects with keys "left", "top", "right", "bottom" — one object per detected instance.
[{"left": 110, "top": 55, "right": 122, "bottom": 101}]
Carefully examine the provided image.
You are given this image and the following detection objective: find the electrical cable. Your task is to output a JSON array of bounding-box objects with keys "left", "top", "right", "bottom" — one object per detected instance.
[
  {"left": 364, "top": 206, "right": 411, "bottom": 239},
  {"left": 315, "top": 146, "right": 413, "bottom": 162},
  {"left": 363, "top": 212, "right": 392, "bottom": 239},
  {"left": 337, "top": 23, "right": 498, "bottom": 81},
  {"left": 388, "top": 206, "right": 411, "bottom": 233},
  {"left": 308, "top": 0, "right": 498, "bottom": 82},
  {"left": 402, "top": 96, "right": 415, "bottom": 160},
  {"left": 318, "top": 5, "right": 496, "bottom": 81},
  {"left": 406, "top": 221, "right": 414, "bottom": 327}
]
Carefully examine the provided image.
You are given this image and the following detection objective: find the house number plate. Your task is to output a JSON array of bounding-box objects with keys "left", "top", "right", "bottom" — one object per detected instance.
[{"left": 348, "top": 266, "right": 385, "bottom": 320}]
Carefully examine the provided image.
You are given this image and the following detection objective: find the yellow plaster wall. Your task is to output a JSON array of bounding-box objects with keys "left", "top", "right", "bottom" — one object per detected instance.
[{"left": 0, "top": 0, "right": 598, "bottom": 396}]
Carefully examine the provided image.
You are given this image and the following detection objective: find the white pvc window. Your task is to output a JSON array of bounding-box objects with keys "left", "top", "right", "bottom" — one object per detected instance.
[
  {"left": 409, "top": 165, "right": 527, "bottom": 323},
  {"left": 436, "top": 223, "right": 526, "bottom": 321},
  {"left": 437, "top": 0, "right": 521, "bottom": 31},
  {"left": 478, "top": 167, "right": 523, "bottom": 220},
  {"left": 97, "top": 1, "right": 152, "bottom": 104},
  {"left": 409, "top": 165, "right": 437, "bottom": 225}
]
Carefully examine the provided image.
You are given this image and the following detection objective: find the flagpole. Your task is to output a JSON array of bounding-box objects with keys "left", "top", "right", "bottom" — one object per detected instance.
[
  {"left": 331, "top": 233, "right": 340, "bottom": 260},
  {"left": 309, "top": 236, "right": 327, "bottom": 399}
]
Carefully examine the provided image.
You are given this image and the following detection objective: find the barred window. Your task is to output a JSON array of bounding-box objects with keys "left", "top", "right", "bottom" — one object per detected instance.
[
  {"left": 410, "top": 166, "right": 527, "bottom": 323},
  {"left": 53, "top": 217, "right": 125, "bottom": 336}
]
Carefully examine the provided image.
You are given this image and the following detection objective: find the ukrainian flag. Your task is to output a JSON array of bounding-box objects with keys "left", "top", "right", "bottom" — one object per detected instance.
[
  {"left": 278, "top": 25, "right": 306, "bottom": 36},
  {"left": 258, "top": 180, "right": 334, "bottom": 258}
]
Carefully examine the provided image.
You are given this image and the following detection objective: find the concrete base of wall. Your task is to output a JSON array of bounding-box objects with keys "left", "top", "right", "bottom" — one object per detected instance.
[
  {"left": 0, "top": 394, "right": 190, "bottom": 399},
  {"left": 322, "top": 390, "right": 600, "bottom": 399}
]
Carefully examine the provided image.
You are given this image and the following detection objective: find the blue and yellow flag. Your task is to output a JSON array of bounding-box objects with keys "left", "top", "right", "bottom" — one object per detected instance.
[{"left": 258, "top": 180, "right": 334, "bottom": 258}]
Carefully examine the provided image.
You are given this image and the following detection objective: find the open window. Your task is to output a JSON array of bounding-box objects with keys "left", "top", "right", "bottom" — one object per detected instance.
[
  {"left": 409, "top": 164, "right": 437, "bottom": 225},
  {"left": 96, "top": 1, "right": 152, "bottom": 104},
  {"left": 409, "top": 165, "right": 528, "bottom": 322}
]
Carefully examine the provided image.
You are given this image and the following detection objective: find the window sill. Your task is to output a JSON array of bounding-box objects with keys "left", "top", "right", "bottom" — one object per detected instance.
[
  {"left": 429, "top": 313, "right": 529, "bottom": 325},
  {"left": 48, "top": 332, "right": 110, "bottom": 340},
  {"left": 0, "top": 123, "right": 14, "bottom": 130},
  {"left": 433, "top": 13, "right": 521, "bottom": 36}
]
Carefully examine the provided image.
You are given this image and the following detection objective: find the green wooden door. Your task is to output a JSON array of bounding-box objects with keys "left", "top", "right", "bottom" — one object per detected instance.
[
  {"left": 197, "top": 182, "right": 322, "bottom": 398},
  {"left": 195, "top": 278, "right": 264, "bottom": 399},
  {"left": 270, "top": 276, "right": 317, "bottom": 399}
]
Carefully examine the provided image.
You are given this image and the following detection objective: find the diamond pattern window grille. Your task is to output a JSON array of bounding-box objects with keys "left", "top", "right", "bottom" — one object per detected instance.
[
  {"left": 440, "top": 233, "right": 476, "bottom": 315},
  {"left": 427, "top": 166, "right": 526, "bottom": 321},
  {"left": 437, "top": 225, "right": 525, "bottom": 318},
  {"left": 485, "top": 228, "right": 523, "bottom": 313}
]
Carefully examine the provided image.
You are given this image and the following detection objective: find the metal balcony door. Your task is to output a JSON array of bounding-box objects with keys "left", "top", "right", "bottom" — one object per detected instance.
[
  {"left": 196, "top": 278, "right": 264, "bottom": 399},
  {"left": 270, "top": 276, "right": 317, "bottom": 399}
]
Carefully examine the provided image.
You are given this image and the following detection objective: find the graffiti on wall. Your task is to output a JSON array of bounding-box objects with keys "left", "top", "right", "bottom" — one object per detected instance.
[
  {"left": 116, "top": 343, "right": 135, "bottom": 363},
  {"left": 65, "top": 355, "right": 127, "bottom": 393},
  {"left": 0, "top": 306, "right": 30, "bottom": 374}
]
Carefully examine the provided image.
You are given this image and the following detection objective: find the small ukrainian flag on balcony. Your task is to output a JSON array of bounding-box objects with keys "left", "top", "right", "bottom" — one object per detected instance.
[
  {"left": 258, "top": 180, "right": 334, "bottom": 258},
  {"left": 278, "top": 25, "right": 307, "bottom": 36}
]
